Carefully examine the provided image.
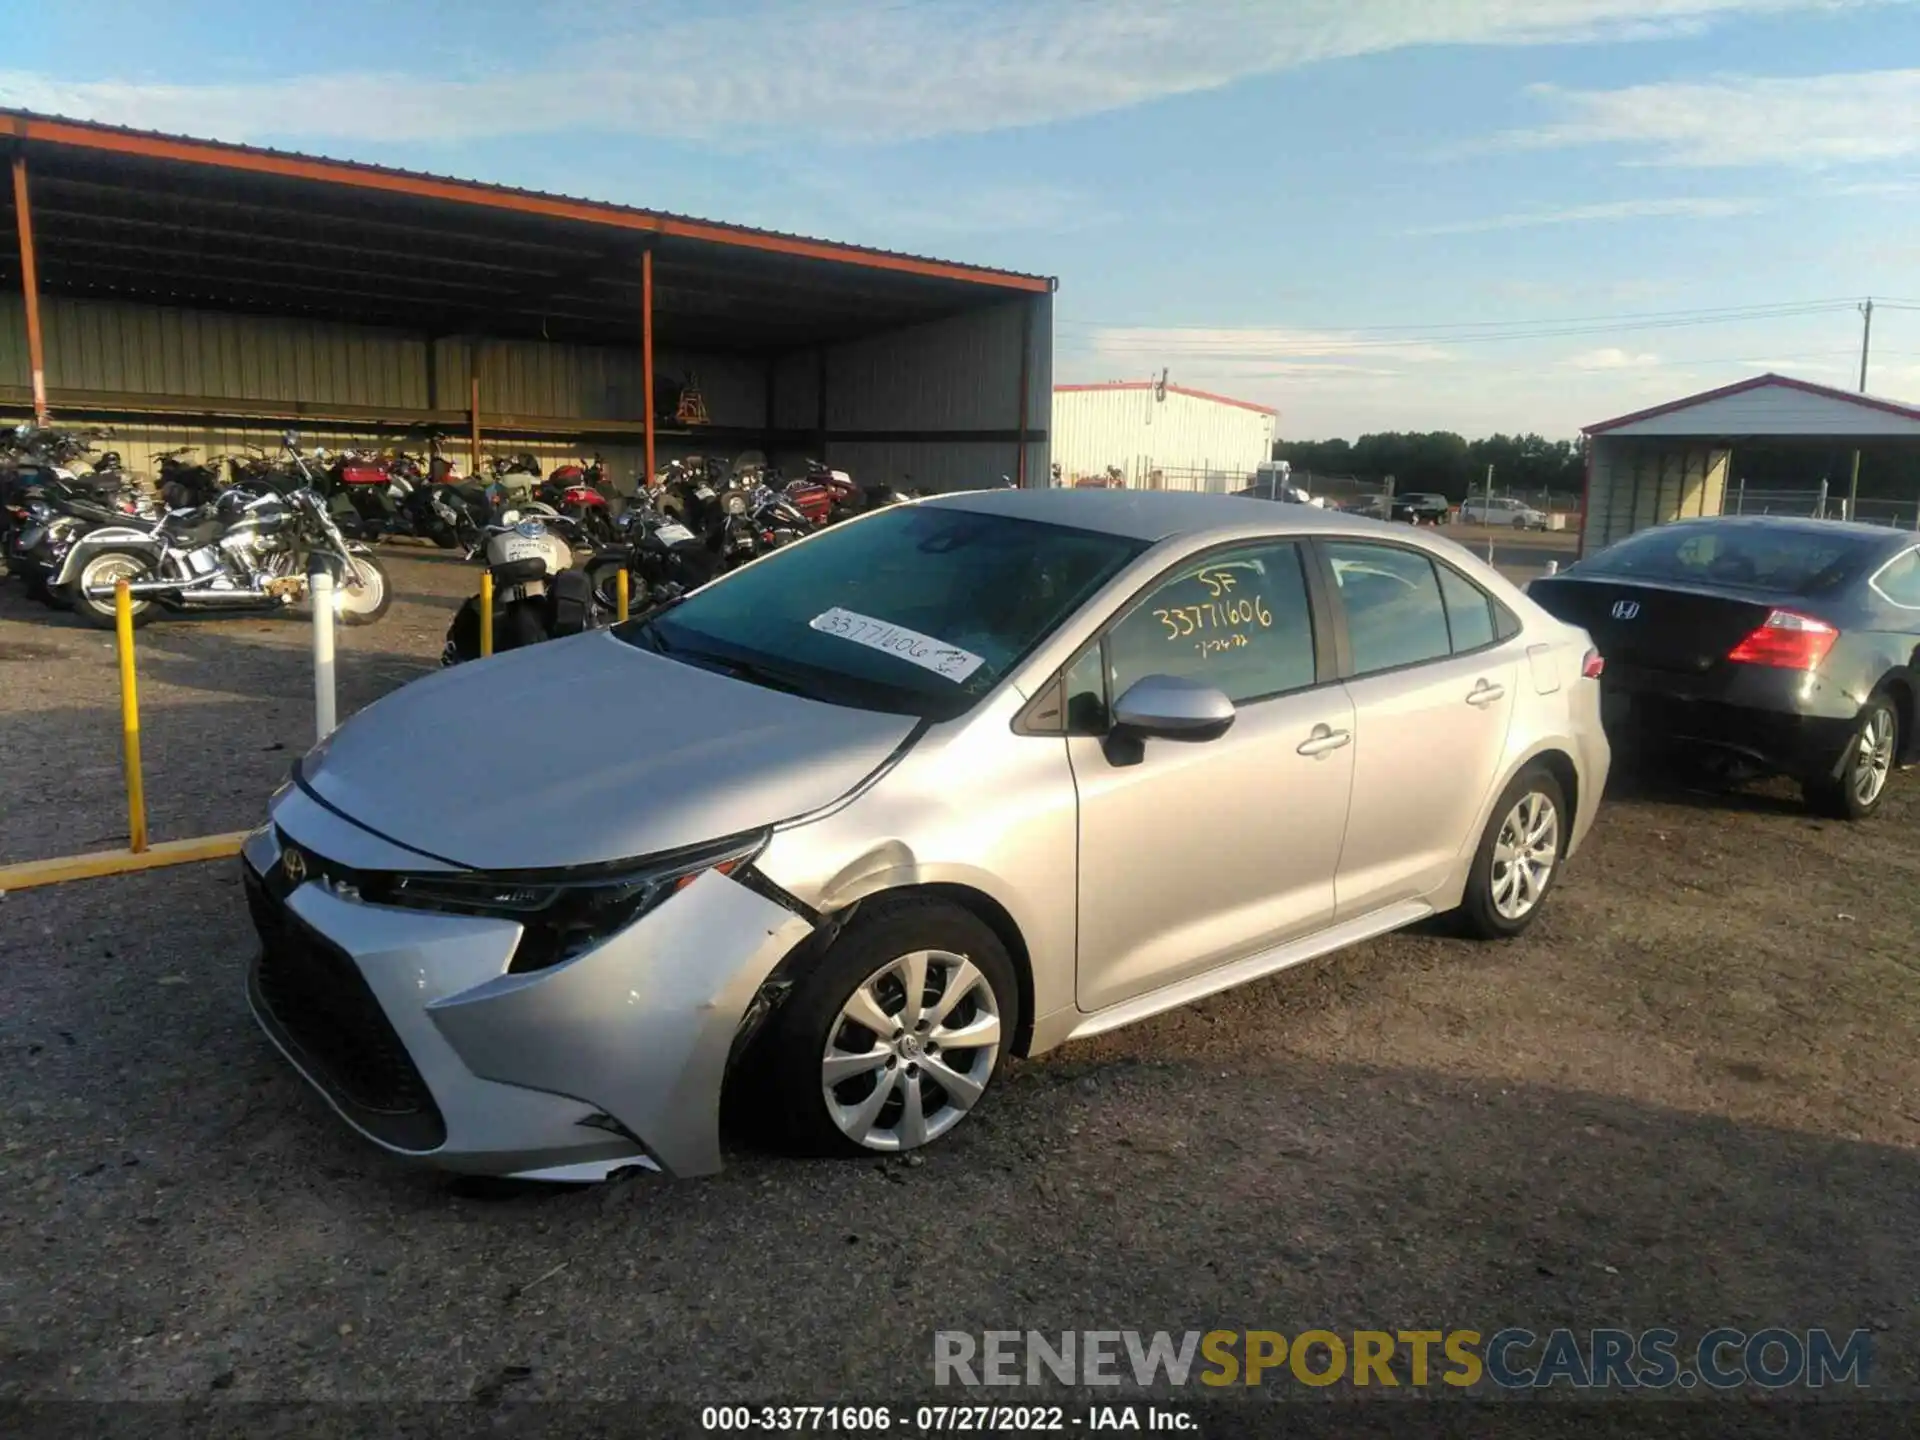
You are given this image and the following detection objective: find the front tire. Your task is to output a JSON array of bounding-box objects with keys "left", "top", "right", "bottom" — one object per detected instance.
[
  {"left": 1452, "top": 765, "right": 1567, "bottom": 939},
  {"left": 1804, "top": 694, "right": 1897, "bottom": 821},
  {"left": 72, "top": 549, "right": 159, "bottom": 630},
  {"left": 333, "top": 553, "right": 391, "bottom": 626},
  {"left": 751, "top": 897, "right": 1019, "bottom": 1158}
]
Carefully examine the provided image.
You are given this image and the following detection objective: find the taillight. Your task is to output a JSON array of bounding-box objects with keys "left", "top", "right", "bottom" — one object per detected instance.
[
  {"left": 1581, "top": 648, "right": 1605, "bottom": 679},
  {"left": 1726, "top": 610, "right": 1838, "bottom": 670}
]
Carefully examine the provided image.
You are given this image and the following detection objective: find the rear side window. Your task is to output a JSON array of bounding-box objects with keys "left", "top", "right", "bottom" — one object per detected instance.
[
  {"left": 1325, "top": 542, "right": 1453, "bottom": 675},
  {"left": 1436, "top": 563, "right": 1496, "bottom": 652},
  {"left": 1581, "top": 524, "right": 1873, "bottom": 595},
  {"left": 1871, "top": 549, "right": 1920, "bottom": 609}
]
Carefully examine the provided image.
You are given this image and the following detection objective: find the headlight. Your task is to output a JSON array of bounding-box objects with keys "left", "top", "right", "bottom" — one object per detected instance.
[
  {"left": 724, "top": 493, "right": 747, "bottom": 516},
  {"left": 372, "top": 830, "right": 769, "bottom": 973}
]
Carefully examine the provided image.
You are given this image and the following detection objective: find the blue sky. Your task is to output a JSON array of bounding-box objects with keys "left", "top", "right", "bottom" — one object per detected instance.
[{"left": 5, "top": 0, "right": 1920, "bottom": 438}]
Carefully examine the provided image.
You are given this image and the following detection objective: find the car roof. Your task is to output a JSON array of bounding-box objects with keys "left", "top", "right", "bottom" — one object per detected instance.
[
  {"left": 1621, "top": 514, "right": 1913, "bottom": 551},
  {"left": 923, "top": 486, "right": 1389, "bottom": 543}
]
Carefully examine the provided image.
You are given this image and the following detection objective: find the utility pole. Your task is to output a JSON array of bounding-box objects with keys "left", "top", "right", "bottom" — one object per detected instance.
[{"left": 1848, "top": 298, "right": 1873, "bottom": 520}]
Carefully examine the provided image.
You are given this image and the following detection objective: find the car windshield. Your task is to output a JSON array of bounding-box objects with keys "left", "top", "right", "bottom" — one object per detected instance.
[
  {"left": 613, "top": 504, "right": 1148, "bottom": 721},
  {"left": 1575, "top": 523, "right": 1879, "bottom": 595}
]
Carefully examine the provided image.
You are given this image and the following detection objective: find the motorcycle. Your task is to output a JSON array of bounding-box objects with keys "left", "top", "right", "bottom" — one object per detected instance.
[
  {"left": 45, "top": 433, "right": 391, "bottom": 631},
  {"left": 534, "top": 456, "right": 616, "bottom": 547},
  {"left": 2, "top": 425, "right": 140, "bottom": 568},
  {"left": 441, "top": 516, "right": 597, "bottom": 665},
  {"left": 154, "top": 447, "right": 229, "bottom": 511},
  {"left": 582, "top": 486, "right": 718, "bottom": 610}
]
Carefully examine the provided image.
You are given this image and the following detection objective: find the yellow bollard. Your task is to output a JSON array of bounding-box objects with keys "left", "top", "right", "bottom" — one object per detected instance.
[
  {"left": 115, "top": 579, "right": 149, "bottom": 854},
  {"left": 616, "top": 566, "right": 629, "bottom": 623},
  {"left": 479, "top": 570, "right": 494, "bottom": 658}
]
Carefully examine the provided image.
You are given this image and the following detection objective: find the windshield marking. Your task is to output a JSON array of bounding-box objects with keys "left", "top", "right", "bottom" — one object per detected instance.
[{"left": 808, "top": 608, "right": 987, "bottom": 682}]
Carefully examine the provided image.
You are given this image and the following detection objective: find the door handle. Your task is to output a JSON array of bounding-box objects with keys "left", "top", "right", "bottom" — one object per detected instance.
[
  {"left": 1466, "top": 680, "right": 1506, "bottom": 707},
  {"left": 1296, "top": 725, "right": 1352, "bottom": 758}
]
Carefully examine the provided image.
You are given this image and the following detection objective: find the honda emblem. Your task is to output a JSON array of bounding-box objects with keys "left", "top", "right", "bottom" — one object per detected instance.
[{"left": 1611, "top": 600, "right": 1641, "bottom": 620}]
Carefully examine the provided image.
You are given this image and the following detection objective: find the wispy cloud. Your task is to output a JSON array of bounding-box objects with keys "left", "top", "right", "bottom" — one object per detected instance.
[
  {"left": 1411, "top": 196, "right": 1765, "bottom": 234},
  {"left": 1084, "top": 326, "right": 1455, "bottom": 368},
  {"left": 0, "top": 0, "right": 1901, "bottom": 147},
  {"left": 1564, "top": 346, "right": 1665, "bottom": 369},
  {"left": 1501, "top": 67, "right": 1920, "bottom": 168}
]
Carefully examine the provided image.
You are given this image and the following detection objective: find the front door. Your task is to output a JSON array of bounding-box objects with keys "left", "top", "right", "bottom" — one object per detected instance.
[
  {"left": 1068, "top": 540, "right": 1355, "bottom": 1013},
  {"left": 1317, "top": 541, "right": 1521, "bottom": 917}
]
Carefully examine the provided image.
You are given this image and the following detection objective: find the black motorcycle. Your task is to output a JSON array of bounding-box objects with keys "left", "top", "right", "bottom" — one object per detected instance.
[
  {"left": 442, "top": 517, "right": 597, "bottom": 665},
  {"left": 583, "top": 488, "right": 720, "bottom": 610},
  {"left": 44, "top": 434, "right": 391, "bottom": 630}
]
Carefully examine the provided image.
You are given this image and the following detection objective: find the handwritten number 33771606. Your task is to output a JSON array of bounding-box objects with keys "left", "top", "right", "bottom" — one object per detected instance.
[{"left": 1154, "top": 568, "right": 1273, "bottom": 654}]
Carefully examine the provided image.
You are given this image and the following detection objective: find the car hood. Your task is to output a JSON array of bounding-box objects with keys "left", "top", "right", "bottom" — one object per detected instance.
[{"left": 297, "top": 631, "right": 920, "bottom": 871}]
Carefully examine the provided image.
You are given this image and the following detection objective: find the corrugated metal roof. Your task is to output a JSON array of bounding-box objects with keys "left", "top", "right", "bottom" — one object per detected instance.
[
  {"left": 1, "top": 107, "right": 1053, "bottom": 292},
  {"left": 1586, "top": 372, "right": 1920, "bottom": 435}
]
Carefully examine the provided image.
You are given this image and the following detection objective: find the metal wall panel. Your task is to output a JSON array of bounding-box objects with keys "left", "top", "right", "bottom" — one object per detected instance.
[
  {"left": 1583, "top": 439, "right": 1733, "bottom": 553},
  {"left": 1051, "top": 386, "right": 1274, "bottom": 485},
  {"left": 1, "top": 293, "right": 431, "bottom": 407},
  {"left": 823, "top": 296, "right": 1044, "bottom": 432}
]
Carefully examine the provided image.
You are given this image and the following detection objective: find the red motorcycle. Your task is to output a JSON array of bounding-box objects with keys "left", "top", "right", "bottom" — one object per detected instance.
[
  {"left": 535, "top": 456, "right": 615, "bottom": 547},
  {"left": 782, "top": 460, "right": 864, "bottom": 528}
]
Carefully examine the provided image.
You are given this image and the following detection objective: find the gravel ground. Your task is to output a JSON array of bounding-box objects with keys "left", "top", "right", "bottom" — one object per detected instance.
[{"left": 2, "top": 545, "right": 1916, "bottom": 1425}]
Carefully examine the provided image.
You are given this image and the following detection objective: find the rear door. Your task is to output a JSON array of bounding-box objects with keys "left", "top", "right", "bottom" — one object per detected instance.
[{"left": 1317, "top": 541, "right": 1522, "bottom": 918}]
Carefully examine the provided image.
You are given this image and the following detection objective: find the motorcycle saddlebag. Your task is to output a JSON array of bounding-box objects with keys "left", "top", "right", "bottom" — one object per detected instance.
[{"left": 546, "top": 568, "right": 595, "bottom": 637}]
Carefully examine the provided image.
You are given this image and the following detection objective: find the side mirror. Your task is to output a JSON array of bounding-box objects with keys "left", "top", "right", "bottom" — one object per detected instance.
[
  {"left": 1111, "top": 674, "right": 1235, "bottom": 743},
  {"left": 282, "top": 429, "right": 299, "bottom": 448}
]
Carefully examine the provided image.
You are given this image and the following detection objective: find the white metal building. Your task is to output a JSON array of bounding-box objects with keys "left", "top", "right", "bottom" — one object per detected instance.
[
  {"left": 1050, "top": 381, "right": 1276, "bottom": 491},
  {"left": 1581, "top": 373, "right": 1920, "bottom": 555}
]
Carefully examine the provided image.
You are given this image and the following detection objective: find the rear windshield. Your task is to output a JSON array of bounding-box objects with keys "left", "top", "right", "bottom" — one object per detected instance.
[
  {"left": 613, "top": 504, "right": 1148, "bottom": 722},
  {"left": 1576, "top": 524, "right": 1877, "bottom": 595}
]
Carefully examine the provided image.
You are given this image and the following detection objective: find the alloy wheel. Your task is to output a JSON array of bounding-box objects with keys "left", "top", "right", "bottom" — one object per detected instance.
[
  {"left": 1490, "top": 790, "right": 1560, "bottom": 921},
  {"left": 336, "top": 557, "right": 385, "bottom": 617},
  {"left": 1853, "top": 707, "right": 1895, "bottom": 808},
  {"left": 821, "top": 949, "right": 1002, "bottom": 1152},
  {"left": 81, "top": 553, "right": 151, "bottom": 614}
]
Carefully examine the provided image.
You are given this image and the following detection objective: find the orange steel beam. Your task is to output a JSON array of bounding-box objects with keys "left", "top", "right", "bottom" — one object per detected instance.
[
  {"left": 7, "top": 116, "right": 1051, "bottom": 294},
  {"left": 642, "top": 249, "right": 656, "bottom": 488},
  {"left": 11, "top": 153, "right": 48, "bottom": 422}
]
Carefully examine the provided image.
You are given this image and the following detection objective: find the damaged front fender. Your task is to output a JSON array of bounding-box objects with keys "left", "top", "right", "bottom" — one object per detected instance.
[{"left": 425, "top": 869, "right": 815, "bottom": 1177}]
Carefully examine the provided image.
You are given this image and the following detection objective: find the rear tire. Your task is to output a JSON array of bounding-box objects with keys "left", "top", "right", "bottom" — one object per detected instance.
[
  {"left": 1451, "top": 765, "right": 1567, "bottom": 939},
  {"left": 748, "top": 896, "right": 1019, "bottom": 1159},
  {"left": 72, "top": 549, "right": 158, "bottom": 630},
  {"left": 1804, "top": 694, "right": 1897, "bottom": 821}
]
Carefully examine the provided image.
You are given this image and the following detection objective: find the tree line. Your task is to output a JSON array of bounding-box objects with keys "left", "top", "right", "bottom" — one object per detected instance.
[{"left": 1273, "top": 432, "right": 1585, "bottom": 500}]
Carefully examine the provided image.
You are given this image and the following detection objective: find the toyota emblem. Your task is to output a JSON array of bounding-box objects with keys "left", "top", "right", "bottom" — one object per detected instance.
[
  {"left": 281, "top": 846, "right": 308, "bottom": 886},
  {"left": 1611, "top": 600, "right": 1641, "bottom": 620}
]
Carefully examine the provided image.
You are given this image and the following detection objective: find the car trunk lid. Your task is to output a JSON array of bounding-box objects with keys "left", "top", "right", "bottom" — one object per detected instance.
[{"left": 1527, "top": 576, "right": 1782, "bottom": 676}]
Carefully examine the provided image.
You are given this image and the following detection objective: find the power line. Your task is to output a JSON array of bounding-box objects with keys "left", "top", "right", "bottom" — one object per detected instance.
[{"left": 1054, "top": 296, "right": 1866, "bottom": 336}]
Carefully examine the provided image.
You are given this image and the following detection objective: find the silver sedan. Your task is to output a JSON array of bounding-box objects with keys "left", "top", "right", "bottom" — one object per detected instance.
[{"left": 241, "top": 488, "right": 1609, "bottom": 1181}]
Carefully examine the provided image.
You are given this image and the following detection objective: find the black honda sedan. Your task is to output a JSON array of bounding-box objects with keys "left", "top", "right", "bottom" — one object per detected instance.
[{"left": 1529, "top": 515, "right": 1920, "bottom": 819}]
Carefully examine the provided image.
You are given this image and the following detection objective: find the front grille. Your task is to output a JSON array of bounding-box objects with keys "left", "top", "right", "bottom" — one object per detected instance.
[{"left": 245, "top": 864, "right": 447, "bottom": 1152}]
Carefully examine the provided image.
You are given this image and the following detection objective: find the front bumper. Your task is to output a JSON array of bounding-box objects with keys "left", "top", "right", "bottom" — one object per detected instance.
[{"left": 241, "top": 805, "right": 814, "bottom": 1181}]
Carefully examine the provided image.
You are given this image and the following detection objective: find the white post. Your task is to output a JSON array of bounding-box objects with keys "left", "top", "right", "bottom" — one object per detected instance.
[
  {"left": 311, "top": 568, "right": 337, "bottom": 741},
  {"left": 1544, "top": 560, "right": 1558, "bottom": 576}
]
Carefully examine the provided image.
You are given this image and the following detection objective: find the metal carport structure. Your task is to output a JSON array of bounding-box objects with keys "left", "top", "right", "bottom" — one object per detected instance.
[
  {"left": 1580, "top": 373, "right": 1920, "bottom": 557},
  {"left": 1, "top": 108, "right": 1053, "bottom": 491}
]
